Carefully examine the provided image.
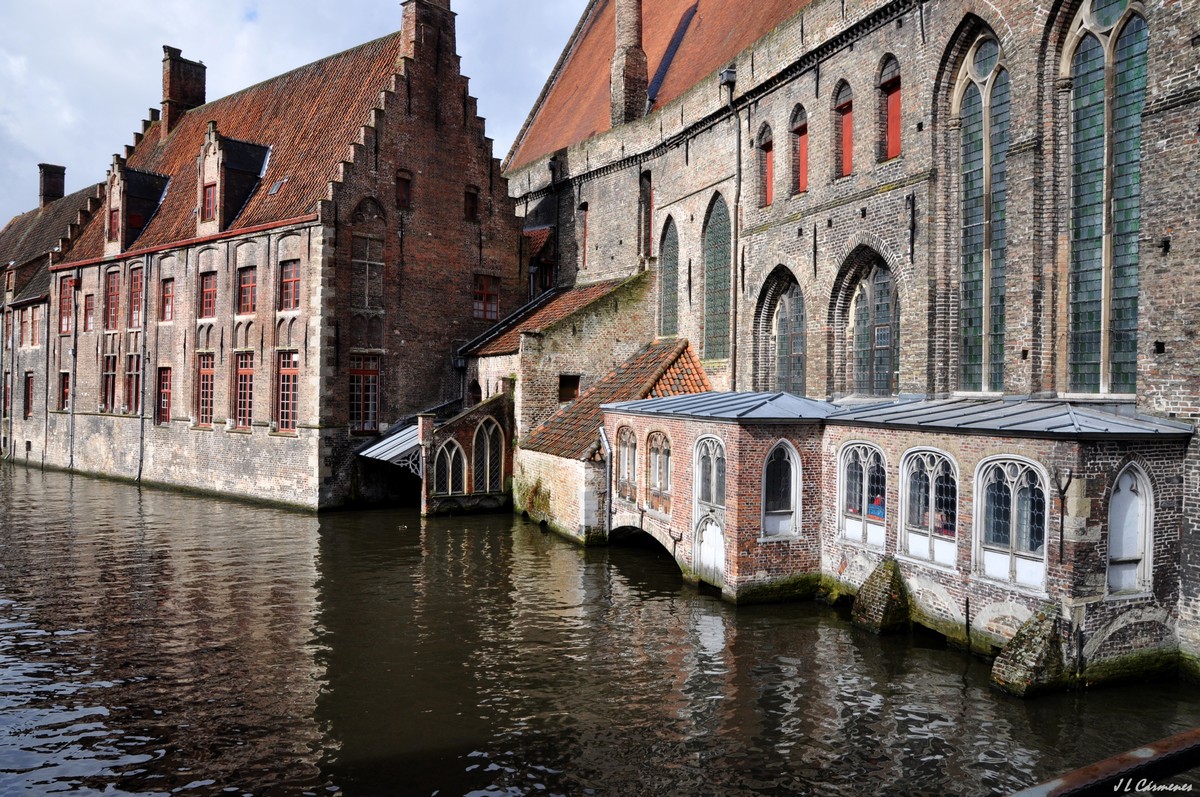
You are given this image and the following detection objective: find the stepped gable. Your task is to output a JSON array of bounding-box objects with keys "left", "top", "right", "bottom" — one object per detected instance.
[
  {"left": 58, "top": 31, "right": 407, "bottom": 263},
  {"left": 0, "top": 182, "right": 104, "bottom": 301},
  {"left": 507, "top": 0, "right": 810, "bottom": 171},
  {"left": 524, "top": 338, "right": 710, "bottom": 459},
  {"left": 463, "top": 277, "right": 627, "bottom": 357}
]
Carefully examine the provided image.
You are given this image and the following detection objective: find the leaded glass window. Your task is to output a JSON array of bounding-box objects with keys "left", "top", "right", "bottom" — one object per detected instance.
[
  {"left": 957, "top": 37, "right": 1009, "bottom": 392},
  {"left": 842, "top": 443, "right": 885, "bottom": 544},
  {"left": 1068, "top": 1, "right": 1146, "bottom": 393},
  {"left": 434, "top": 442, "right": 466, "bottom": 496},
  {"left": 763, "top": 444, "right": 798, "bottom": 537},
  {"left": 978, "top": 460, "right": 1047, "bottom": 587},
  {"left": 660, "top": 219, "right": 679, "bottom": 336},
  {"left": 703, "top": 197, "right": 732, "bottom": 359},
  {"left": 903, "top": 451, "right": 958, "bottom": 565},
  {"left": 473, "top": 419, "right": 503, "bottom": 493},
  {"left": 697, "top": 438, "right": 726, "bottom": 509},
  {"left": 851, "top": 265, "right": 899, "bottom": 395},
  {"left": 776, "top": 285, "right": 806, "bottom": 395},
  {"left": 617, "top": 426, "right": 637, "bottom": 502},
  {"left": 648, "top": 433, "right": 672, "bottom": 513}
]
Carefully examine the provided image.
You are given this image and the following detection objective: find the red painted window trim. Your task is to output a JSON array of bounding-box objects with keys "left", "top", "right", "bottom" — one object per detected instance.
[
  {"left": 59, "top": 278, "right": 75, "bottom": 334},
  {"left": 157, "top": 367, "right": 171, "bottom": 425},
  {"left": 30, "top": 306, "right": 40, "bottom": 345},
  {"left": 839, "top": 104, "right": 854, "bottom": 177},
  {"left": 104, "top": 271, "right": 120, "bottom": 330},
  {"left": 59, "top": 372, "right": 70, "bottom": 411},
  {"left": 473, "top": 274, "right": 499, "bottom": 321},
  {"left": 125, "top": 353, "right": 142, "bottom": 414},
  {"left": 199, "top": 272, "right": 217, "bottom": 318},
  {"left": 234, "top": 351, "right": 253, "bottom": 429},
  {"left": 202, "top": 183, "right": 217, "bottom": 222},
  {"left": 884, "top": 80, "right": 901, "bottom": 160},
  {"left": 276, "top": 350, "right": 299, "bottom": 432},
  {"left": 83, "top": 295, "right": 95, "bottom": 332},
  {"left": 128, "top": 268, "right": 143, "bottom": 329},
  {"left": 23, "top": 372, "right": 34, "bottom": 419},
  {"left": 278, "top": 260, "right": 300, "bottom": 310},
  {"left": 108, "top": 209, "right": 120, "bottom": 242},
  {"left": 794, "top": 124, "right": 809, "bottom": 193},
  {"left": 160, "top": 279, "right": 174, "bottom": 322},
  {"left": 196, "top": 353, "right": 214, "bottom": 427},
  {"left": 349, "top": 354, "right": 379, "bottom": 433},
  {"left": 101, "top": 355, "right": 117, "bottom": 413},
  {"left": 762, "top": 141, "right": 775, "bottom": 206},
  {"left": 237, "top": 267, "right": 256, "bottom": 314}
]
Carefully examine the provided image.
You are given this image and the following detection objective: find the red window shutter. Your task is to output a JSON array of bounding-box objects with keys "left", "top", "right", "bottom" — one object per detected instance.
[
  {"left": 840, "top": 106, "right": 854, "bottom": 176},
  {"left": 763, "top": 143, "right": 774, "bottom": 206},
  {"left": 886, "top": 84, "right": 901, "bottom": 159},
  {"left": 796, "top": 126, "right": 809, "bottom": 193}
]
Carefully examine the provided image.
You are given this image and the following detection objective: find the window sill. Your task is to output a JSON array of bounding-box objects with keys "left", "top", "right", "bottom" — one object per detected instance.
[
  {"left": 972, "top": 572, "right": 1049, "bottom": 599},
  {"left": 191, "top": 425, "right": 214, "bottom": 431},
  {"left": 1103, "top": 590, "right": 1153, "bottom": 603},
  {"left": 895, "top": 553, "right": 958, "bottom": 575},
  {"left": 269, "top": 430, "right": 299, "bottom": 438},
  {"left": 227, "top": 428, "right": 253, "bottom": 435},
  {"left": 758, "top": 532, "right": 801, "bottom": 543},
  {"left": 839, "top": 536, "right": 886, "bottom": 551},
  {"left": 1056, "top": 393, "right": 1136, "bottom": 403}
]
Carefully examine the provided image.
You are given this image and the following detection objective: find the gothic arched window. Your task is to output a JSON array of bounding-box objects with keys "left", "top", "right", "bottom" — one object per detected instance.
[
  {"left": 978, "top": 459, "right": 1048, "bottom": 587},
  {"left": 703, "top": 196, "right": 732, "bottom": 359},
  {"left": 660, "top": 218, "right": 679, "bottom": 336},
  {"left": 776, "top": 285, "right": 806, "bottom": 395},
  {"left": 434, "top": 441, "right": 466, "bottom": 496},
  {"left": 851, "top": 264, "right": 899, "bottom": 395},
  {"left": 902, "top": 450, "right": 958, "bottom": 565},
  {"left": 472, "top": 419, "right": 503, "bottom": 493}
]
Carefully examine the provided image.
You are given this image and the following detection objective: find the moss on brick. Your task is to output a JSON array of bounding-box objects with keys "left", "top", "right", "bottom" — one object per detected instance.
[
  {"left": 1081, "top": 647, "right": 1180, "bottom": 687},
  {"left": 816, "top": 575, "right": 857, "bottom": 607},
  {"left": 729, "top": 573, "right": 822, "bottom": 605}
]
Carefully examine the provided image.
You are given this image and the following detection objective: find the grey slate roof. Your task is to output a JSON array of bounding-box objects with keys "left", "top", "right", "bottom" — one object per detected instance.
[
  {"left": 603, "top": 393, "right": 1193, "bottom": 440},
  {"left": 358, "top": 424, "right": 419, "bottom": 464},
  {"left": 604, "top": 391, "right": 837, "bottom": 422}
]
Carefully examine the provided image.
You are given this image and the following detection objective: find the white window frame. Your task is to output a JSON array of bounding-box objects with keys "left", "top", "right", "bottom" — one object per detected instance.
[
  {"left": 1107, "top": 463, "right": 1153, "bottom": 597},
  {"left": 839, "top": 441, "right": 887, "bottom": 547},
  {"left": 761, "top": 441, "right": 801, "bottom": 538},
  {"left": 899, "top": 448, "right": 959, "bottom": 567},
  {"left": 974, "top": 456, "right": 1050, "bottom": 590}
]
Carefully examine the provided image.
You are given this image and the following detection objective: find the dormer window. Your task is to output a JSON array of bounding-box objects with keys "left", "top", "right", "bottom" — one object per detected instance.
[
  {"left": 108, "top": 209, "right": 120, "bottom": 242},
  {"left": 202, "top": 184, "right": 216, "bottom": 221}
]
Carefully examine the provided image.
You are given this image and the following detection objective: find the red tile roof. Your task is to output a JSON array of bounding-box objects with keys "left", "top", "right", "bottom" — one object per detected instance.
[
  {"left": 507, "top": 0, "right": 810, "bottom": 171},
  {"left": 523, "top": 338, "right": 711, "bottom": 459},
  {"left": 58, "top": 32, "right": 407, "bottom": 264},
  {"left": 0, "top": 183, "right": 103, "bottom": 301},
  {"left": 465, "top": 278, "right": 627, "bottom": 357}
]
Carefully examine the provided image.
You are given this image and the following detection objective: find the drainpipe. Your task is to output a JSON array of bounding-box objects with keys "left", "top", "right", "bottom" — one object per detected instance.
[
  {"left": 721, "top": 65, "right": 741, "bottom": 390},
  {"left": 598, "top": 426, "right": 613, "bottom": 537},
  {"left": 136, "top": 258, "right": 151, "bottom": 482},
  {"left": 67, "top": 269, "right": 80, "bottom": 471}
]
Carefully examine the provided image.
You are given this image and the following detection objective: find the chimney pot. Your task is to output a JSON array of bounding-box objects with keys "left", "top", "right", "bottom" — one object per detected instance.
[
  {"left": 38, "top": 164, "right": 65, "bottom": 208},
  {"left": 161, "top": 45, "right": 206, "bottom": 140}
]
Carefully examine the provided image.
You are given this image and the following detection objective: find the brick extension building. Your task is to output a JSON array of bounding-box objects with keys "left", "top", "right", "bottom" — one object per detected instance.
[
  {"left": 0, "top": 0, "right": 524, "bottom": 507},
  {"left": 485, "top": 0, "right": 1200, "bottom": 692}
]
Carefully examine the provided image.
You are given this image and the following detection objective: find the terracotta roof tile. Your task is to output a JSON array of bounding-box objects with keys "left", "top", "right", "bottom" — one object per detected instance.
[
  {"left": 508, "top": 0, "right": 810, "bottom": 171},
  {"left": 465, "top": 278, "right": 626, "bottom": 356},
  {"left": 524, "top": 338, "right": 711, "bottom": 459},
  {"left": 60, "top": 32, "right": 407, "bottom": 264},
  {"left": 0, "top": 183, "right": 102, "bottom": 272}
]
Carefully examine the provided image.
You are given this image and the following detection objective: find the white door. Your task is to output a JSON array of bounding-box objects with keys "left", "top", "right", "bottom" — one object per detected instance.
[{"left": 696, "top": 517, "right": 725, "bottom": 588}]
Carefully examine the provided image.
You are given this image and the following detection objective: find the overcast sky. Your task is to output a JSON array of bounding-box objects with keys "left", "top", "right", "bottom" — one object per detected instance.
[{"left": 0, "top": 0, "right": 587, "bottom": 225}]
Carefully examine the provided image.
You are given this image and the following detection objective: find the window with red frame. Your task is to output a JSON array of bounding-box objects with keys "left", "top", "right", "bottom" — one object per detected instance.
[
  {"left": 84, "top": 295, "right": 95, "bottom": 332},
  {"left": 835, "top": 82, "right": 854, "bottom": 177},
  {"left": 202, "top": 184, "right": 216, "bottom": 221},
  {"left": 199, "top": 272, "right": 217, "bottom": 318},
  {"left": 23, "top": 372, "right": 33, "bottom": 419},
  {"left": 108, "top": 209, "right": 120, "bottom": 241},
  {"left": 278, "top": 260, "right": 300, "bottom": 310},
  {"left": 2, "top": 370, "right": 9, "bottom": 418},
  {"left": 349, "top": 354, "right": 379, "bottom": 432},
  {"left": 880, "top": 56, "right": 901, "bottom": 160},
  {"left": 758, "top": 128, "right": 775, "bottom": 206},
  {"left": 464, "top": 187, "right": 479, "bottom": 221},
  {"left": 104, "top": 271, "right": 120, "bottom": 330},
  {"left": 234, "top": 352, "right": 253, "bottom": 429},
  {"left": 128, "top": 268, "right": 143, "bottom": 329},
  {"left": 196, "top": 353, "right": 214, "bottom": 427},
  {"left": 59, "top": 278, "right": 75, "bottom": 334},
  {"left": 472, "top": 275, "right": 499, "bottom": 321},
  {"left": 29, "top": 306, "right": 40, "bottom": 345},
  {"left": 4, "top": 271, "right": 12, "bottom": 291},
  {"left": 160, "top": 279, "right": 174, "bottom": 321},
  {"left": 792, "top": 106, "right": 809, "bottom": 193},
  {"left": 237, "top": 267, "right": 256, "bottom": 314},
  {"left": 101, "top": 355, "right": 117, "bottom": 412},
  {"left": 156, "top": 368, "right": 171, "bottom": 424},
  {"left": 19, "top": 309, "right": 27, "bottom": 347},
  {"left": 276, "top": 350, "right": 299, "bottom": 432},
  {"left": 125, "top": 353, "right": 141, "bottom": 414},
  {"left": 396, "top": 170, "right": 412, "bottom": 209},
  {"left": 59, "top": 372, "right": 70, "bottom": 411}
]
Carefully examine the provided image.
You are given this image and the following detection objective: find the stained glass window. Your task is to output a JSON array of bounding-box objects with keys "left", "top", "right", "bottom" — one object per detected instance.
[
  {"left": 776, "top": 285, "right": 806, "bottom": 395},
  {"left": 660, "top": 219, "right": 679, "bottom": 336},
  {"left": 703, "top": 198, "right": 731, "bottom": 359},
  {"left": 851, "top": 265, "right": 898, "bottom": 395}
]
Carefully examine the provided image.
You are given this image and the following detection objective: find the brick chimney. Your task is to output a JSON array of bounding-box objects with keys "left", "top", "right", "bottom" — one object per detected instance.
[
  {"left": 401, "top": 0, "right": 456, "bottom": 67},
  {"left": 38, "top": 164, "right": 65, "bottom": 208},
  {"left": 610, "top": 0, "right": 648, "bottom": 127},
  {"left": 161, "top": 46, "right": 206, "bottom": 141}
]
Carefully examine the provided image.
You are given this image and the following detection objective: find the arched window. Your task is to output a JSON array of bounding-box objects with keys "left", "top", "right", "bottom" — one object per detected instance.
[
  {"left": 659, "top": 218, "right": 679, "bottom": 336},
  {"left": 776, "top": 285, "right": 806, "bottom": 395},
  {"left": 834, "top": 82, "right": 854, "bottom": 177},
  {"left": 879, "top": 56, "right": 902, "bottom": 160},
  {"left": 703, "top": 196, "right": 732, "bottom": 359},
  {"left": 902, "top": 450, "right": 958, "bottom": 565},
  {"left": 696, "top": 437, "right": 726, "bottom": 508},
  {"left": 958, "top": 36, "right": 1010, "bottom": 392},
  {"left": 791, "top": 105, "right": 809, "bottom": 193},
  {"left": 851, "top": 264, "right": 899, "bottom": 395},
  {"left": 472, "top": 419, "right": 503, "bottom": 493},
  {"left": 616, "top": 426, "right": 637, "bottom": 502},
  {"left": 763, "top": 443, "right": 799, "bottom": 536},
  {"left": 638, "top": 172, "right": 653, "bottom": 257},
  {"left": 433, "top": 441, "right": 466, "bottom": 496},
  {"left": 978, "top": 459, "right": 1048, "bottom": 587},
  {"left": 758, "top": 125, "right": 775, "bottom": 206},
  {"left": 647, "top": 432, "right": 672, "bottom": 513},
  {"left": 1108, "top": 464, "right": 1152, "bottom": 594},
  {"left": 577, "top": 202, "right": 589, "bottom": 271},
  {"left": 842, "top": 443, "right": 886, "bottom": 546},
  {"left": 1067, "top": 0, "right": 1147, "bottom": 394}
]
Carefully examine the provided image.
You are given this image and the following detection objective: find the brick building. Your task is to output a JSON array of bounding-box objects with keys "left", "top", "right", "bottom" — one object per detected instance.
[
  {"left": 0, "top": 0, "right": 524, "bottom": 507},
  {"left": 490, "top": 0, "right": 1200, "bottom": 691}
]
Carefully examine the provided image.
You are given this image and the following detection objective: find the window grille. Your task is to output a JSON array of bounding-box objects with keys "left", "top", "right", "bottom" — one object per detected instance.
[
  {"left": 659, "top": 220, "right": 679, "bottom": 336},
  {"left": 703, "top": 199, "right": 731, "bottom": 359}
]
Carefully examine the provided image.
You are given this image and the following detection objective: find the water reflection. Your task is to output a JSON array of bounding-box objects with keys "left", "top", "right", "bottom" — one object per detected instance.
[{"left": 0, "top": 465, "right": 1197, "bottom": 795}]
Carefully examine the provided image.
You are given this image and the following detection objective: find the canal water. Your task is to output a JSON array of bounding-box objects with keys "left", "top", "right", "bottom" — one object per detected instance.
[{"left": 1, "top": 466, "right": 1198, "bottom": 796}]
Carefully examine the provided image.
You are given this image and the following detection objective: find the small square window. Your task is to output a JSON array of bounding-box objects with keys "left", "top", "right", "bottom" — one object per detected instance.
[
  {"left": 396, "top": 170, "right": 413, "bottom": 209},
  {"left": 202, "top": 183, "right": 217, "bottom": 221},
  {"left": 464, "top": 187, "right": 479, "bottom": 221},
  {"left": 558, "top": 375, "right": 580, "bottom": 403}
]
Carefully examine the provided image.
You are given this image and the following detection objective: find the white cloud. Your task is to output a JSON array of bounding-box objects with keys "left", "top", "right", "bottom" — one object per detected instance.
[{"left": 0, "top": 0, "right": 587, "bottom": 224}]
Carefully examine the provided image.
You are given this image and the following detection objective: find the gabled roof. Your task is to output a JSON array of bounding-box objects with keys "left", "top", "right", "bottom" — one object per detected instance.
[
  {"left": 525, "top": 338, "right": 710, "bottom": 459},
  {"left": 0, "top": 183, "right": 102, "bottom": 274},
  {"left": 507, "top": 0, "right": 811, "bottom": 171},
  {"left": 59, "top": 32, "right": 408, "bottom": 264},
  {"left": 462, "top": 277, "right": 628, "bottom": 357},
  {"left": 606, "top": 391, "right": 836, "bottom": 421}
]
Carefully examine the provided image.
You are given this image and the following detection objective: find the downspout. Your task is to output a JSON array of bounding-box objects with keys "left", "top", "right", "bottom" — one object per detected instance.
[
  {"left": 722, "top": 66, "right": 741, "bottom": 390},
  {"left": 68, "top": 268, "right": 80, "bottom": 471},
  {"left": 598, "top": 426, "right": 613, "bottom": 537},
  {"left": 136, "top": 258, "right": 151, "bottom": 482},
  {"left": 41, "top": 299, "right": 50, "bottom": 467}
]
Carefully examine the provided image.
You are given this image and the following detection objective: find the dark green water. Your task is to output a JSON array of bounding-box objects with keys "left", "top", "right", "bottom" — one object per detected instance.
[{"left": 0, "top": 464, "right": 1197, "bottom": 796}]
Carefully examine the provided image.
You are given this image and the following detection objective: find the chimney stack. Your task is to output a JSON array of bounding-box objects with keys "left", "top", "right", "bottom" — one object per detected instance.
[
  {"left": 38, "top": 164, "right": 65, "bottom": 208},
  {"left": 161, "top": 46, "right": 206, "bottom": 141},
  {"left": 610, "top": 0, "right": 648, "bottom": 127}
]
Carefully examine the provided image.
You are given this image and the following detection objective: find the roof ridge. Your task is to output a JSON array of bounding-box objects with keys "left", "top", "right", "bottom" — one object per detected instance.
[{"left": 635, "top": 338, "right": 689, "bottom": 398}]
